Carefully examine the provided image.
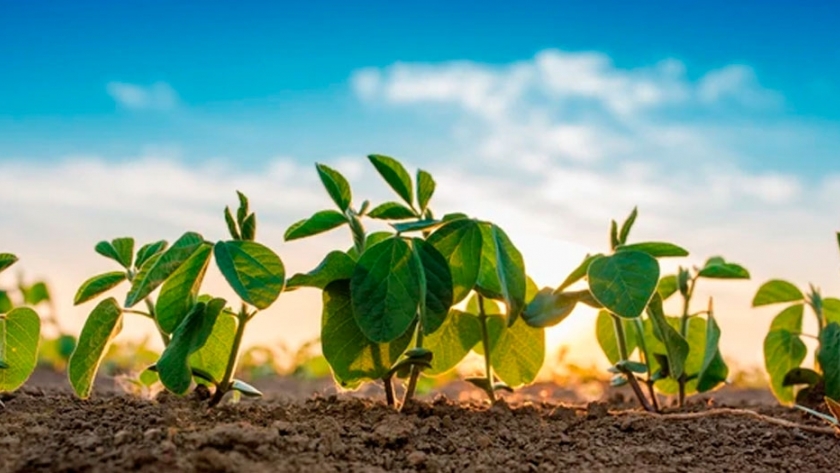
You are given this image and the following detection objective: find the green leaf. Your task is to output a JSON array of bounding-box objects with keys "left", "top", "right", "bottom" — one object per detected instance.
[
  {"left": 22, "top": 282, "right": 51, "bottom": 306},
  {"left": 618, "top": 207, "right": 638, "bottom": 245},
  {"left": 423, "top": 309, "right": 482, "bottom": 375},
  {"left": 616, "top": 242, "right": 689, "bottom": 258},
  {"left": 657, "top": 275, "right": 679, "bottom": 301},
  {"left": 764, "top": 329, "right": 807, "bottom": 403},
  {"left": 588, "top": 251, "right": 660, "bottom": 319},
  {"left": 139, "top": 368, "right": 159, "bottom": 387},
  {"left": 556, "top": 253, "right": 603, "bottom": 292},
  {"left": 485, "top": 314, "right": 545, "bottom": 387},
  {"left": 697, "top": 257, "right": 750, "bottom": 279},
  {"left": 0, "top": 308, "right": 41, "bottom": 392},
  {"left": 240, "top": 213, "right": 257, "bottom": 241},
  {"left": 390, "top": 219, "right": 444, "bottom": 234},
  {"left": 236, "top": 191, "right": 250, "bottom": 223},
  {"left": 753, "top": 280, "right": 804, "bottom": 307},
  {"left": 769, "top": 303, "right": 804, "bottom": 332},
  {"left": 522, "top": 289, "right": 588, "bottom": 328},
  {"left": 224, "top": 206, "right": 241, "bottom": 240},
  {"left": 284, "top": 210, "right": 347, "bottom": 241},
  {"left": 189, "top": 312, "right": 237, "bottom": 384},
  {"left": 155, "top": 243, "right": 213, "bottom": 333},
  {"left": 368, "top": 154, "right": 414, "bottom": 206},
  {"left": 476, "top": 223, "right": 526, "bottom": 325},
  {"left": 68, "top": 298, "right": 123, "bottom": 399},
  {"left": 367, "top": 202, "right": 417, "bottom": 220},
  {"left": 135, "top": 240, "right": 168, "bottom": 269},
  {"left": 0, "top": 291, "right": 11, "bottom": 314},
  {"left": 646, "top": 294, "right": 689, "bottom": 380},
  {"left": 416, "top": 169, "right": 435, "bottom": 212},
  {"left": 214, "top": 241, "right": 285, "bottom": 310},
  {"left": 351, "top": 237, "right": 421, "bottom": 343},
  {"left": 427, "top": 219, "right": 483, "bottom": 304},
  {"left": 783, "top": 368, "right": 822, "bottom": 388},
  {"left": 231, "top": 379, "right": 263, "bottom": 397},
  {"left": 74, "top": 271, "right": 128, "bottom": 305},
  {"left": 412, "top": 239, "right": 453, "bottom": 335},
  {"left": 0, "top": 253, "right": 18, "bottom": 274},
  {"left": 819, "top": 322, "right": 840, "bottom": 400},
  {"left": 286, "top": 251, "right": 356, "bottom": 291},
  {"left": 823, "top": 298, "right": 840, "bottom": 325},
  {"left": 696, "top": 313, "right": 728, "bottom": 392},
  {"left": 158, "top": 299, "right": 225, "bottom": 395},
  {"left": 316, "top": 163, "right": 352, "bottom": 212},
  {"left": 346, "top": 232, "right": 393, "bottom": 260},
  {"left": 610, "top": 220, "right": 619, "bottom": 250},
  {"left": 595, "top": 310, "right": 638, "bottom": 365},
  {"left": 125, "top": 232, "right": 205, "bottom": 307},
  {"left": 321, "top": 281, "right": 414, "bottom": 387},
  {"left": 95, "top": 237, "right": 135, "bottom": 269}
]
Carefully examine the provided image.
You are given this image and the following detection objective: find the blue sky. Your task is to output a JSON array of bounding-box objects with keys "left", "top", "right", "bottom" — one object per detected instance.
[
  {"left": 2, "top": 1, "right": 840, "bottom": 366},
  {"left": 2, "top": 1, "right": 840, "bottom": 174}
]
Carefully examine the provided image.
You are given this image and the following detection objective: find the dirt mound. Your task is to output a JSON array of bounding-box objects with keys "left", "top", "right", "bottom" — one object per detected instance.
[{"left": 1, "top": 384, "right": 838, "bottom": 472}]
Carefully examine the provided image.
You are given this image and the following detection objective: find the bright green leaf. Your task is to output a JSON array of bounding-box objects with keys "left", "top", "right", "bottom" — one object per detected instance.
[
  {"left": 646, "top": 294, "right": 689, "bottom": 380},
  {"left": 0, "top": 308, "right": 41, "bottom": 392},
  {"left": 522, "top": 289, "right": 588, "bottom": 328},
  {"left": 189, "top": 312, "right": 237, "bottom": 384},
  {"left": 753, "top": 280, "right": 804, "bottom": 307},
  {"left": 96, "top": 238, "right": 134, "bottom": 269},
  {"left": 423, "top": 309, "right": 482, "bottom": 375},
  {"left": 476, "top": 223, "right": 526, "bottom": 325},
  {"left": 0, "top": 254, "right": 18, "bottom": 274},
  {"left": 367, "top": 202, "right": 417, "bottom": 220},
  {"left": 286, "top": 251, "right": 356, "bottom": 291},
  {"left": 427, "top": 219, "right": 482, "bottom": 304},
  {"left": 284, "top": 210, "right": 347, "bottom": 241},
  {"left": 698, "top": 257, "right": 750, "bottom": 279},
  {"left": 657, "top": 275, "right": 679, "bottom": 301},
  {"left": 823, "top": 298, "right": 840, "bottom": 325},
  {"left": 156, "top": 243, "right": 213, "bottom": 333},
  {"left": 368, "top": 154, "right": 414, "bottom": 206},
  {"left": 68, "top": 298, "right": 123, "bottom": 398},
  {"left": 588, "top": 251, "right": 660, "bottom": 319},
  {"left": 556, "top": 253, "right": 603, "bottom": 292},
  {"left": 214, "top": 241, "right": 285, "bottom": 310},
  {"left": 135, "top": 240, "right": 168, "bottom": 269},
  {"left": 346, "top": 232, "right": 393, "bottom": 260},
  {"left": 22, "top": 282, "right": 51, "bottom": 306},
  {"left": 74, "top": 271, "right": 127, "bottom": 305},
  {"left": 125, "top": 232, "right": 205, "bottom": 307},
  {"left": 158, "top": 299, "right": 225, "bottom": 394},
  {"left": 316, "top": 163, "right": 352, "bottom": 212},
  {"left": 696, "top": 313, "right": 728, "bottom": 392},
  {"left": 240, "top": 213, "right": 257, "bottom": 241},
  {"left": 486, "top": 314, "right": 545, "bottom": 387},
  {"left": 416, "top": 169, "right": 435, "bottom": 212},
  {"left": 616, "top": 242, "right": 689, "bottom": 258},
  {"left": 764, "top": 329, "right": 807, "bottom": 404},
  {"left": 595, "top": 310, "right": 638, "bottom": 365}
]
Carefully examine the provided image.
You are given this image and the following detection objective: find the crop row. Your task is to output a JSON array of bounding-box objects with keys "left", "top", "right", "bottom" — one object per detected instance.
[{"left": 1, "top": 155, "right": 839, "bottom": 424}]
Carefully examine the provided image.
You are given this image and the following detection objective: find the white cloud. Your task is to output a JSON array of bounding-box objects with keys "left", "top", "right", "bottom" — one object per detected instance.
[{"left": 106, "top": 81, "right": 179, "bottom": 111}]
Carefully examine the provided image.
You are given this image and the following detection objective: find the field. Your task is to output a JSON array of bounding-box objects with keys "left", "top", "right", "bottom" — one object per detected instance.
[{"left": 1, "top": 370, "right": 838, "bottom": 472}]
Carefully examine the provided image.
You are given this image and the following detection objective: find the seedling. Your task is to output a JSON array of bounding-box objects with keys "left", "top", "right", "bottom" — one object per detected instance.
[
  {"left": 285, "top": 155, "right": 540, "bottom": 405},
  {"left": 753, "top": 234, "right": 840, "bottom": 404},
  {"left": 654, "top": 257, "right": 750, "bottom": 406},
  {"left": 68, "top": 192, "right": 285, "bottom": 405},
  {"left": 0, "top": 253, "right": 42, "bottom": 403}
]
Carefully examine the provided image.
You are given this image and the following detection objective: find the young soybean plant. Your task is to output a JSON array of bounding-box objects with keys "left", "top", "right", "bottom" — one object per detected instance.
[
  {"left": 68, "top": 237, "right": 171, "bottom": 398},
  {"left": 70, "top": 193, "right": 285, "bottom": 405},
  {"left": 654, "top": 257, "right": 749, "bottom": 406},
  {"left": 285, "top": 155, "right": 539, "bottom": 405},
  {"left": 753, "top": 234, "right": 840, "bottom": 405},
  {"left": 0, "top": 254, "right": 42, "bottom": 403}
]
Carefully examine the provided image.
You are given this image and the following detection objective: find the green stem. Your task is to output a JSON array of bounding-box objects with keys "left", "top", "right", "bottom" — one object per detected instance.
[
  {"left": 402, "top": 326, "right": 424, "bottom": 405},
  {"left": 209, "top": 304, "right": 249, "bottom": 407},
  {"left": 477, "top": 295, "right": 496, "bottom": 402},
  {"left": 677, "top": 277, "right": 697, "bottom": 408},
  {"left": 632, "top": 319, "right": 659, "bottom": 412},
  {"left": 612, "top": 314, "right": 655, "bottom": 412}
]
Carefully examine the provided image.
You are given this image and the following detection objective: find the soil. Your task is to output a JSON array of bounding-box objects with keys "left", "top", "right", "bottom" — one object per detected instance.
[{"left": 1, "top": 372, "right": 838, "bottom": 472}]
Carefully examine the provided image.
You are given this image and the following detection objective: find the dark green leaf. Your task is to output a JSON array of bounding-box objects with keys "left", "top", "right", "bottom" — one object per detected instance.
[
  {"left": 427, "top": 219, "right": 483, "bottom": 304},
  {"left": 697, "top": 313, "right": 728, "bottom": 392},
  {"left": 236, "top": 191, "right": 249, "bottom": 224},
  {"left": 390, "top": 219, "right": 444, "bottom": 234},
  {"left": 284, "top": 210, "right": 347, "bottom": 241},
  {"left": 819, "top": 322, "right": 840, "bottom": 400},
  {"left": 412, "top": 239, "right": 453, "bottom": 335},
  {"left": 0, "top": 308, "right": 40, "bottom": 392},
  {"left": 367, "top": 202, "right": 417, "bottom": 220},
  {"left": 618, "top": 207, "right": 638, "bottom": 245},
  {"left": 156, "top": 243, "right": 213, "bottom": 333},
  {"left": 316, "top": 163, "right": 352, "bottom": 212},
  {"left": 423, "top": 309, "right": 482, "bottom": 375},
  {"left": 125, "top": 232, "right": 205, "bottom": 307},
  {"left": 224, "top": 206, "right": 241, "bottom": 240},
  {"left": 753, "top": 280, "right": 804, "bottom": 307},
  {"left": 476, "top": 223, "right": 526, "bottom": 325},
  {"left": 782, "top": 368, "right": 822, "bottom": 388},
  {"left": 346, "top": 232, "right": 393, "bottom": 260},
  {"left": 609, "top": 220, "right": 619, "bottom": 250},
  {"left": 240, "top": 213, "right": 256, "bottom": 241},
  {"left": 286, "top": 251, "right": 356, "bottom": 291},
  {"left": 556, "top": 253, "right": 603, "bottom": 292},
  {"left": 95, "top": 237, "right": 134, "bottom": 269},
  {"left": 158, "top": 299, "right": 225, "bottom": 395},
  {"left": 321, "top": 281, "right": 414, "bottom": 387},
  {"left": 416, "top": 169, "right": 435, "bottom": 212},
  {"left": 350, "top": 237, "right": 421, "bottom": 343},
  {"left": 214, "top": 241, "right": 285, "bottom": 310},
  {"left": 616, "top": 242, "right": 689, "bottom": 258},
  {"left": 135, "top": 240, "right": 168, "bottom": 269},
  {"left": 698, "top": 257, "right": 750, "bottom": 279},
  {"left": 588, "top": 251, "right": 660, "bottom": 319},
  {"left": 68, "top": 298, "right": 122, "bottom": 398},
  {"left": 368, "top": 154, "right": 414, "bottom": 206},
  {"left": 0, "top": 253, "right": 17, "bottom": 274},
  {"left": 522, "top": 288, "right": 588, "bottom": 328},
  {"left": 74, "top": 272, "right": 127, "bottom": 305}
]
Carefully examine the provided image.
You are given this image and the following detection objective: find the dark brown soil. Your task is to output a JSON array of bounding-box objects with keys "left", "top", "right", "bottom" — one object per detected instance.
[{"left": 1, "top": 376, "right": 839, "bottom": 473}]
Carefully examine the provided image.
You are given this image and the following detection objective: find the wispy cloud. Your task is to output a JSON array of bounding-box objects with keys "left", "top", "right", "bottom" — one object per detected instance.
[{"left": 106, "top": 81, "right": 179, "bottom": 111}]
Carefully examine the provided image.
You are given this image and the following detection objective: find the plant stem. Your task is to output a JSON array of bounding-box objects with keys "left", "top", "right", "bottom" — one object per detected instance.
[
  {"left": 677, "top": 276, "right": 697, "bottom": 408},
  {"left": 383, "top": 375, "right": 396, "bottom": 408},
  {"left": 402, "top": 326, "right": 424, "bottom": 406},
  {"left": 632, "top": 318, "right": 659, "bottom": 412},
  {"left": 477, "top": 295, "right": 496, "bottom": 403},
  {"left": 209, "top": 304, "right": 249, "bottom": 407},
  {"left": 612, "top": 314, "right": 654, "bottom": 412}
]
